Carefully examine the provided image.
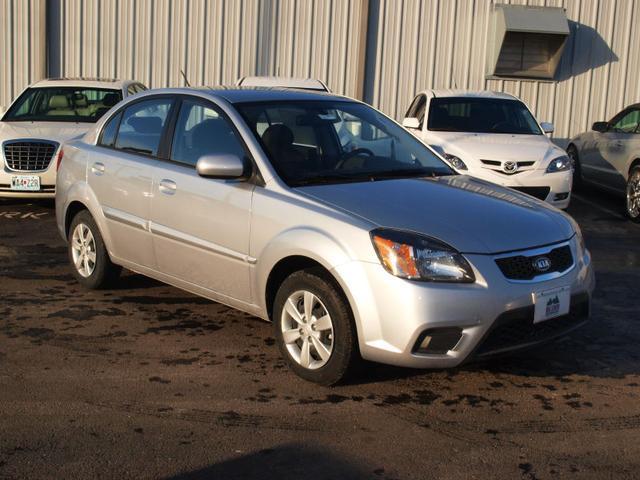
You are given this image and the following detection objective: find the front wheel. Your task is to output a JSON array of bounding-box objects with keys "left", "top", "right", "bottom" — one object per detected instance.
[
  {"left": 273, "top": 269, "right": 359, "bottom": 385},
  {"left": 567, "top": 145, "right": 582, "bottom": 190},
  {"left": 68, "top": 210, "right": 121, "bottom": 288},
  {"left": 626, "top": 167, "right": 640, "bottom": 222}
]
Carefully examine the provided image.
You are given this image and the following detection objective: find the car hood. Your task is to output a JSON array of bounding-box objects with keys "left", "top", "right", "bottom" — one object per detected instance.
[
  {"left": 297, "top": 175, "right": 574, "bottom": 254},
  {"left": 428, "top": 131, "right": 564, "bottom": 164},
  {"left": 0, "top": 121, "right": 92, "bottom": 144}
]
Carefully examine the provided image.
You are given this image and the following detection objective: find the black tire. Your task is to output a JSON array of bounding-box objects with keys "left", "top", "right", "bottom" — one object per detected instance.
[
  {"left": 68, "top": 210, "right": 121, "bottom": 289},
  {"left": 626, "top": 166, "right": 640, "bottom": 223},
  {"left": 567, "top": 145, "right": 582, "bottom": 190},
  {"left": 273, "top": 268, "right": 359, "bottom": 385}
]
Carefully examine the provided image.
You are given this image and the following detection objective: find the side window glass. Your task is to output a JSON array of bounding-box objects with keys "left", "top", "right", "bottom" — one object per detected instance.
[
  {"left": 127, "top": 85, "right": 136, "bottom": 96},
  {"left": 99, "top": 112, "right": 122, "bottom": 147},
  {"left": 115, "top": 98, "right": 172, "bottom": 156},
  {"left": 170, "top": 100, "right": 246, "bottom": 167},
  {"left": 406, "top": 95, "right": 426, "bottom": 124},
  {"left": 612, "top": 110, "right": 640, "bottom": 134}
]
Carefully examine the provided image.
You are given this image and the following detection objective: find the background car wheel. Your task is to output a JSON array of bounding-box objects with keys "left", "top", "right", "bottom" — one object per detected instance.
[
  {"left": 273, "top": 268, "right": 359, "bottom": 385},
  {"left": 627, "top": 167, "right": 640, "bottom": 222},
  {"left": 68, "top": 210, "right": 121, "bottom": 289},
  {"left": 567, "top": 145, "right": 582, "bottom": 190}
]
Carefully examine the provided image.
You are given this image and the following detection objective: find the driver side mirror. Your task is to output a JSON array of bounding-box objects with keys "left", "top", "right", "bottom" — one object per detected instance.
[
  {"left": 540, "top": 122, "right": 554, "bottom": 134},
  {"left": 402, "top": 117, "right": 421, "bottom": 130},
  {"left": 592, "top": 121, "right": 609, "bottom": 133},
  {"left": 196, "top": 154, "right": 248, "bottom": 179}
]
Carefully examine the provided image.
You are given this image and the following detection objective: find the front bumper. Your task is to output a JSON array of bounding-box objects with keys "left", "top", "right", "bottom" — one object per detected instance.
[
  {"left": 333, "top": 236, "right": 594, "bottom": 368},
  {"left": 470, "top": 167, "right": 573, "bottom": 209}
]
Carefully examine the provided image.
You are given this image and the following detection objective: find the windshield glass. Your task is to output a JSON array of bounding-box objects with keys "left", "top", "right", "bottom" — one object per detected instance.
[
  {"left": 236, "top": 100, "right": 453, "bottom": 187},
  {"left": 3, "top": 87, "right": 123, "bottom": 123},
  {"left": 427, "top": 97, "right": 542, "bottom": 135}
]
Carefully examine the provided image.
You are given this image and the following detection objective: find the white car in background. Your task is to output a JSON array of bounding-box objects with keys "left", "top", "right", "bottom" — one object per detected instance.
[
  {"left": 0, "top": 77, "right": 146, "bottom": 198},
  {"left": 402, "top": 90, "right": 573, "bottom": 209}
]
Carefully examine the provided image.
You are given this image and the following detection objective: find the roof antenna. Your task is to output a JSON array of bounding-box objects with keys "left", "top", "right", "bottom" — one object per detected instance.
[{"left": 180, "top": 70, "right": 191, "bottom": 87}]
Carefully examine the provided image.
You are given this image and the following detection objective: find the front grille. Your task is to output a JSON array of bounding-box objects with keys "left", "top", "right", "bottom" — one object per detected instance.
[
  {"left": 511, "top": 186, "right": 551, "bottom": 200},
  {"left": 3, "top": 141, "right": 58, "bottom": 171},
  {"left": 474, "top": 293, "right": 589, "bottom": 357},
  {"left": 496, "top": 244, "right": 573, "bottom": 281}
]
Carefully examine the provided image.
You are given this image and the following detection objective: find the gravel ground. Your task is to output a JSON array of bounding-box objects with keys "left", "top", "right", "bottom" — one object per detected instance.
[{"left": 1, "top": 189, "right": 639, "bottom": 480}]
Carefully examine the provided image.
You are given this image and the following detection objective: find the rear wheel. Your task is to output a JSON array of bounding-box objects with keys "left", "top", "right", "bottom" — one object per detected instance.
[
  {"left": 626, "top": 167, "right": 640, "bottom": 222},
  {"left": 68, "top": 210, "right": 121, "bottom": 288},
  {"left": 567, "top": 145, "right": 582, "bottom": 189},
  {"left": 273, "top": 268, "right": 359, "bottom": 385}
]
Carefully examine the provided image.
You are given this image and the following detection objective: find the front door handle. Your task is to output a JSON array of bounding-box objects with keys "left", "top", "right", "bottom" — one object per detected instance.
[
  {"left": 158, "top": 179, "right": 177, "bottom": 195},
  {"left": 91, "top": 162, "right": 105, "bottom": 175}
]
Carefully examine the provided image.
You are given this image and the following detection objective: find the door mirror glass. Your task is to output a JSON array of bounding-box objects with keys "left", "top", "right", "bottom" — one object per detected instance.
[
  {"left": 402, "top": 117, "right": 421, "bottom": 129},
  {"left": 592, "top": 121, "right": 609, "bottom": 133},
  {"left": 540, "top": 122, "right": 554, "bottom": 134},
  {"left": 196, "top": 154, "right": 247, "bottom": 179}
]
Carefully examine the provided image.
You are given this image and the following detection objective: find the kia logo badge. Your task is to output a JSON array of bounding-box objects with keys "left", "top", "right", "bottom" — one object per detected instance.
[
  {"left": 533, "top": 256, "right": 551, "bottom": 272},
  {"left": 503, "top": 161, "right": 518, "bottom": 174}
]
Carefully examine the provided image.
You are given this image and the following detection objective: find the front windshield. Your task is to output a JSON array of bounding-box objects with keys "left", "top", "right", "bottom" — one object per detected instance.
[
  {"left": 427, "top": 97, "right": 542, "bottom": 135},
  {"left": 236, "top": 100, "right": 454, "bottom": 187},
  {"left": 3, "top": 87, "right": 123, "bottom": 123}
]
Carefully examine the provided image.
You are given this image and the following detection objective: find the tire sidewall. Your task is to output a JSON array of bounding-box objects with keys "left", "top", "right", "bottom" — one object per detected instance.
[{"left": 273, "top": 270, "right": 357, "bottom": 385}]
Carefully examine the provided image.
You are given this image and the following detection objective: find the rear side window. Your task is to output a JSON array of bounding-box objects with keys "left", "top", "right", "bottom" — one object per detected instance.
[
  {"left": 114, "top": 98, "right": 172, "bottom": 156},
  {"left": 100, "top": 112, "right": 122, "bottom": 147},
  {"left": 170, "top": 100, "right": 246, "bottom": 167}
]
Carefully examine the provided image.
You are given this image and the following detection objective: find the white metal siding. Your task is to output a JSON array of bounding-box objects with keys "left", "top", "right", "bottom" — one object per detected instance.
[
  {"left": 48, "top": 0, "right": 369, "bottom": 99},
  {"left": 364, "top": 0, "right": 640, "bottom": 146},
  {"left": 0, "top": 0, "right": 46, "bottom": 114}
]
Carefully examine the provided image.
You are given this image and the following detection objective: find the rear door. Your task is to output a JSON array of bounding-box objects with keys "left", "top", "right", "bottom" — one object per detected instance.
[
  {"left": 149, "top": 96, "right": 254, "bottom": 302},
  {"left": 89, "top": 96, "right": 175, "bottom": 267}
]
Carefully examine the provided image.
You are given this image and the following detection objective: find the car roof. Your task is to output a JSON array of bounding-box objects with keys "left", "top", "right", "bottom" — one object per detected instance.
[
  {"left": 427, "top": 89, "right": 518, "bottom": 100},
  {"left": 134, "top": 86, "right": 349, "bottom": 104},
  {"left": 236, "top": 76, "right": 330, "bottom": 92},
  {"left": 30, "top": 77, "right": 137, "bottom": 89}
]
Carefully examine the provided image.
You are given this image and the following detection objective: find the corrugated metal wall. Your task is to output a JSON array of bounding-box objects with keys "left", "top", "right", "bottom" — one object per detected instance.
[
  {"left": 0, "top": 0, "right": 47, "bottom": 114},
  {"left": 364, "top": 0, "right": 640, "bottom": 146},
  {"left": 47, "top": 0, "right": 369, "bottom": 99}
]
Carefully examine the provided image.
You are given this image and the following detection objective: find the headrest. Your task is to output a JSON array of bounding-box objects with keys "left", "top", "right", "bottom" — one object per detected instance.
[
  {"left": 73, "top": 94, "right": 88, "bottom": 107},
  {"left": 102, "top": 93, "right": 119, "bottom": 107},
  {"left": 127, "top": 116, "right": 162, "bottom": 134},
  {"left": 262, "top": 124, "right": 294, "bottom": 148},
  {"left": 49, "top": 95, "right": 70, "bottom": 109}
]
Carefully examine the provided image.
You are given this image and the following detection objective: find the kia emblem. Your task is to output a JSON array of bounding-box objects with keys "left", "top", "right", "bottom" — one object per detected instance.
[{"left": 533, "top": 256, "right": 551, "bottom": 272}]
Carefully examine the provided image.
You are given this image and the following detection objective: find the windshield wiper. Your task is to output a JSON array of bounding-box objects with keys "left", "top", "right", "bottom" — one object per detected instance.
[
  {"left": 292, "top": 172, "right": 371, "bottom": 186},
  {"left": 363, "top": 168, "right": 445, "bottom": 181}
]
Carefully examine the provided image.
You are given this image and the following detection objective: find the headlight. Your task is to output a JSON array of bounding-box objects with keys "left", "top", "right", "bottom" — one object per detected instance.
[
  {"left": 443, "top": 153, "right": 467, "bottom": 170},
  {"left": 370, "top": 229, "right": 475, "bottom": 283},
  {"left": 546, "top": 155, "right": 571, "bottom": 173}
]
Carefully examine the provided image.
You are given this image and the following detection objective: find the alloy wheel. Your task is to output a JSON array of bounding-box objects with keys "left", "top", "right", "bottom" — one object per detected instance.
[
  {"left": 71, "top": 223, "right": 97, "bottom": 278},
  {"left": 280, "top": 290, "right": 334, "bottom": 370},
  {"left": 627, "top": 172, "right": 640, "bottom": 219}
]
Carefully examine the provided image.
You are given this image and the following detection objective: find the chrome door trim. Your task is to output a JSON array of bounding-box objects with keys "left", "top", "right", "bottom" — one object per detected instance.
[
  {"left": 103, "top": 206, "right": 149, "bottom": 231},
  {"left": 150, "top": 222, "right": 257, "bottom": 264}
]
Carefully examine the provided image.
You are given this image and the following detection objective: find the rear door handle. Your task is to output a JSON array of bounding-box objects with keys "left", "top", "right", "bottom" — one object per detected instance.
[
  {"left": 158, "top": 179, "right": 177, "bottom": 195},
  {"left": 91, "top": 162, "right": 105, "bottom": 175}
]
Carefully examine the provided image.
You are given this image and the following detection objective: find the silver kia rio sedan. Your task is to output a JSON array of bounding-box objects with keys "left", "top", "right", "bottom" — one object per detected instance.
[{"left": 55, "top": 87, "right": 595, "bottom": 385}]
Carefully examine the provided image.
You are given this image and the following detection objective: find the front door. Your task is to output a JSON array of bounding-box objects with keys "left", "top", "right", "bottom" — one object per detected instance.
[{"left": 149, "top": 98, "right": 254, "bottom": 303}]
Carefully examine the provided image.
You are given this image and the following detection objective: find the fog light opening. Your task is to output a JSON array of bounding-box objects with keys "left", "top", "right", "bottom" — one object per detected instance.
[
  {"left": 554, "top": 192, "right": 569, "bottom": 201},
  {"left": 413, "top": 327, "right": 463, "bottom": 355}
]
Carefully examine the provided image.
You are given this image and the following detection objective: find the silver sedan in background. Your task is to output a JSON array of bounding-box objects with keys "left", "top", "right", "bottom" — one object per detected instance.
[
  {"left": 568, "top": 104, "right": 640, "bottom": 221},
  {"left": 56, "top": 87, "right": 595, "bottom": 385}
]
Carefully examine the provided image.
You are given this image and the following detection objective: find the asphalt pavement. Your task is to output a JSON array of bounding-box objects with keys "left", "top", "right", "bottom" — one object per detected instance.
[{"left": 1, "top": 188, "right": 639, "bottom": 480}]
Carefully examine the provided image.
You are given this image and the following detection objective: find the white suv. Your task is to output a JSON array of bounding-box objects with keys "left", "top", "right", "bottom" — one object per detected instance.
[
  {"left": 403, "top": 90, "right": 573, "bottom": 209},
  {"left": 0, "top": 77, "right": 146, "bottom": 198}
]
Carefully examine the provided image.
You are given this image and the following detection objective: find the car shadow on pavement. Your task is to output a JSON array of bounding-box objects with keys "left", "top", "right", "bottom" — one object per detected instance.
[{"left": 163, "top": 444, "right": 384, "bottom": 480}]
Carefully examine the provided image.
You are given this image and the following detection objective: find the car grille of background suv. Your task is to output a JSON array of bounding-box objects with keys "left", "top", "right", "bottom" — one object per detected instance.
[
  {"left": 510, "top": 186, "right": 551, "bottom": 201},
  {"left": 495, "top": 244, "right": 573, "bottom": 281},
  {"left": 3, "top": 141, "right": 58, "bottom": 171}
]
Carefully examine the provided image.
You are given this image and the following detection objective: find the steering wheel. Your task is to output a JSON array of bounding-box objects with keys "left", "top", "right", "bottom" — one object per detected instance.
[{"left": 334, "top": 147, "right": 375, "bottom": 170}]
